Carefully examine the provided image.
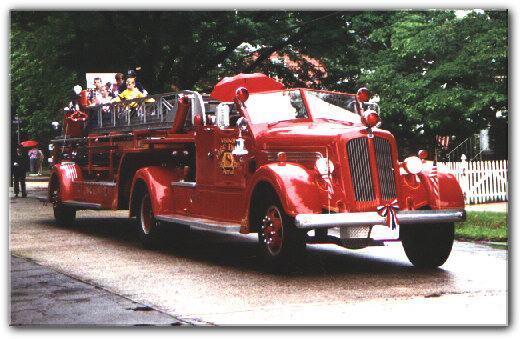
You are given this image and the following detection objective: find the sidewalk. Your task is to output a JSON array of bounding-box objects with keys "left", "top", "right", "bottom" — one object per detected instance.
[
  {"left": 25, "top": 174, "right": 50, "bottom": 182},
  {"left": 10, "top": 255, "right": 189, "bottom": 326},
  {"left": 465, "top": 202, "right": 508, "bottom": 213}
]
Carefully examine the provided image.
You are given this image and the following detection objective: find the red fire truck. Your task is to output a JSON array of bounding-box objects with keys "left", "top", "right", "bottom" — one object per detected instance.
[{"left": 46, "top": 73, "right": 465, "bottom": 271}]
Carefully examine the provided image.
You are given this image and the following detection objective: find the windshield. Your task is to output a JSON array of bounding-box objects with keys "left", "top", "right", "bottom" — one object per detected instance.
[
  {"left": 304, "top": 90, "right": 361, "bottom": 123},
  {"left": 246, "top": 90, "right": 309, "bottom": 124}
]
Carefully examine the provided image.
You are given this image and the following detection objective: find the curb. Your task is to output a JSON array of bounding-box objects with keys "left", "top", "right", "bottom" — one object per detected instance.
[{"left": 25, "top": 176, "right": 50, "bottom": 182}]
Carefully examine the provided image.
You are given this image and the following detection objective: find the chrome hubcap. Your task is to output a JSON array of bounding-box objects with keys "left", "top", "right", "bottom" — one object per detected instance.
[{"left": 261, "top": 206, "right": 283, "bottom": 256}]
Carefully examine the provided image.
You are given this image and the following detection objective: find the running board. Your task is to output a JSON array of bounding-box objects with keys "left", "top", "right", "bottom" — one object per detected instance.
[
  {"left": 156, "top": 214, "right": 241, "bottom": 233},
  {"left": 62, "top": 201, "right": 103, "bottom": 210}
]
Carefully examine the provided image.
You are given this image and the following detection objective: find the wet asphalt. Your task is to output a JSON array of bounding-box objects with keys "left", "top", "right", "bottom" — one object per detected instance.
[{"left": 9, "top": 178, "right": 508, "bottom": 326}]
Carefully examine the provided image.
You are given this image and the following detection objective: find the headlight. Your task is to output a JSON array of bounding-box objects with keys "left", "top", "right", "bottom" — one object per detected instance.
[
  {"left": 403, "top": 156, "right": 423, "bottom": 175},
  {"left": 315, "top": 158, "right": 334, "bottom": 176}
]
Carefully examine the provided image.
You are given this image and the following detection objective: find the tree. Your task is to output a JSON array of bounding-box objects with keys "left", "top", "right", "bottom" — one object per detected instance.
[{"left": 356, "top": 10, "right": 507, "bottom": 157}]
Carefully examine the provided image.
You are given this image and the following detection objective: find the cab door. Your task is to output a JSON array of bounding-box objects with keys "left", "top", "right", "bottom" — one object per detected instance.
[{"left": 194, "top": 125, "right": 248, "bottom": 222}]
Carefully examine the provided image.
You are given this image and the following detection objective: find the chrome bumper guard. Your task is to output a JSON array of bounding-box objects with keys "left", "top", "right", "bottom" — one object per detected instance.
[{"left": 294, "top": 209, "right": 466, "bottom": 230}]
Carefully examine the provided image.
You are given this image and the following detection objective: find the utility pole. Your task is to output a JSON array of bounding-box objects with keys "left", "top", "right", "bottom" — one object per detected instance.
[{"left": 13, "top": 115, "right": 22, "bottom": 145}]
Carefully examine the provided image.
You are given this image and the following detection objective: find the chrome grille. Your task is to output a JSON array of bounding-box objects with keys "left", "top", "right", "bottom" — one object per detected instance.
[
  {"left": 346, "top": 138, "right": 375, "bottom": 201},
  {"left": 374, "top": 137, "right": 397, "bottom": 200}
]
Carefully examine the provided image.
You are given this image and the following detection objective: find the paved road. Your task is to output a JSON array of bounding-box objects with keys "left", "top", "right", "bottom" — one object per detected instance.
[{"left": 9, "top": 183, "right": 508, "bottom": 326}]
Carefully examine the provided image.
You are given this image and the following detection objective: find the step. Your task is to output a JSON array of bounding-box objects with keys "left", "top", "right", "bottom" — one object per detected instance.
[
  {"left": 62, "top": 201, "right": 102, "bottom": 210},
  {"left": 156, "top": 214, "right": 241, "bottom": 233}
]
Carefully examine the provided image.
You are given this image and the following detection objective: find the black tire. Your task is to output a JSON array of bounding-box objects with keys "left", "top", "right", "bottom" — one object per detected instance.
[
  {"left": 137, "top": 192, "right": 161, "bottom": 249},
  {"left": 50, "top": 181, "right": 76, "bottom": 227},
  {"left": 257, "top": 197, "right": 306, "bottom": 272},
  {"left": 400, "top": 222, "right": 455, "bottom": 268}
]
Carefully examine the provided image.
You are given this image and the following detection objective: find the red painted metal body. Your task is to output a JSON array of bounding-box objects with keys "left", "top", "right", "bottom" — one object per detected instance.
[{"left": 48, "top": 77, "right": 465, "bottom": 244}]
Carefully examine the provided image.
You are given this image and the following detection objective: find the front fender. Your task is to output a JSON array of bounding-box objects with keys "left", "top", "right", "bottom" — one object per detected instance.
[
  {"left": 247, "top": 162, "right": 322, "bottom": 218},
  {"left": 398, "top": 163, "right": 465, "bottom": 210},
  {"left": 129, "top": 166, "right": 180, "bottom": 218},
  {"left": 419, "top": 167, "right": 465, "bottom": 209}
]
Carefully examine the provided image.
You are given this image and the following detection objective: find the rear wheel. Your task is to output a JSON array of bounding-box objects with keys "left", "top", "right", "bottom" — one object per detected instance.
[
  {"left": 138, "top": 192, "right": 161, "bottom": 249},
  {"left": 400, "top": 222, "right": 455, "bottom": 268},
  {"left": 50, "top": 180, "right": 76, "bottom": 227},
  {"left": 257, "top": 198, "right": 306, "bottom": 272}
]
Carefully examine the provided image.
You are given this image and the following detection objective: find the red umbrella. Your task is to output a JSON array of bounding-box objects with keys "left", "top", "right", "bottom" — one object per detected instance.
[
  {"left": 21, "top": 140, "right": 38, "bottom": 147},
  {"left": 210, "top": 73, "right": 284, "bottom": 102}
]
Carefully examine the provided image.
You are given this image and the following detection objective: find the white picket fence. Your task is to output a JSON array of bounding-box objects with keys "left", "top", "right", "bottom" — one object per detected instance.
[{"left": 440, "top": 160, "right": 508, "bottom": 204}]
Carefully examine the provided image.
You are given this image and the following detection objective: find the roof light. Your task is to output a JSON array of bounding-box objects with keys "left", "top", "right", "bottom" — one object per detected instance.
[
  {"left": 235, "top": 87, "right": 249, "bottom": 103},
  {"left": 357, "top": 87, "right": 370, "bottom": 102},
  {"left": 361, "top": 110, "right": 381, "bottom": 128}
]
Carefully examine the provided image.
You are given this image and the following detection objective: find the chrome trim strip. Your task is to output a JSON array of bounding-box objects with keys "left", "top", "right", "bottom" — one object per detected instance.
[
  {"left": 171, "top": 181, "right": 196, "bottom": 188},
  {"left": 295, "top": 209, "right": 466, "bottom": 230},
  {"left": 77, "top": 181, "right": 117, "bottom": 187},
  {"left": 265, "top": 151, "right": 322, "bottom": 162},
  {"left": 156, "top": 214, "right": 241, "bottom": 233}
]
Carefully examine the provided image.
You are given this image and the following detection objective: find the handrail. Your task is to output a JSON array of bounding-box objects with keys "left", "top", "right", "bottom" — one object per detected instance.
[
  {"left": 78, "top": 91, "right": 210, "bottom": 132},
  {"left": 444, "top": 134, "right": 482, "bottom": 162}
]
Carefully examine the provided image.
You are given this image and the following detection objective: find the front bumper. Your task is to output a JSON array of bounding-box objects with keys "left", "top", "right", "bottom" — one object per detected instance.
[{"left": 294, "top": 209, "right": 466, "bottom": 230}]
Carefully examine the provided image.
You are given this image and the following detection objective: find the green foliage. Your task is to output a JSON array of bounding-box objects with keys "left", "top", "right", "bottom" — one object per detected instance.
[
  {"left": 10, "top": 10, "right": 507, "bottom": 156},
  {"left": 358, "top": 10, "right": 507, "bottom": 157}
]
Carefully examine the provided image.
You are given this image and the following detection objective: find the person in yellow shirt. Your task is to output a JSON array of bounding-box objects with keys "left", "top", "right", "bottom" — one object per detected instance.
[
  {"left": 114, "top": 78, "right": 145, "bottom": 107},
  {"left": 114, "top": 77, "right": 155, "bottom": 118}
]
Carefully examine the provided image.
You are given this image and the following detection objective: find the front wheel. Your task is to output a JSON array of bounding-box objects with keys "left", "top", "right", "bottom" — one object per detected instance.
[
  {"left": 257, "top": 200, "right": 306, "bottom": 272},
  {"left": 400, "top": 222, "right": 455, "bottom": 268}
]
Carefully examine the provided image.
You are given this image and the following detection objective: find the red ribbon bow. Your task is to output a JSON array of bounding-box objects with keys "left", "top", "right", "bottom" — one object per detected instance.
[{"left": 377, "top": 200, "right": 399, "bottom": 230}]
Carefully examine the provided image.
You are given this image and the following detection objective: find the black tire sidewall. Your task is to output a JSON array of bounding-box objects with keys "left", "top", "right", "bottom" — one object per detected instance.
[
  {"left": 400, "top": 222, "right": 455, "bottom": 268},
  {"left": 51, "top": 180, "right": 76, "bottom": 227},
  {"left": 137, "top": 192, "right": 160, "bottom": 249}
]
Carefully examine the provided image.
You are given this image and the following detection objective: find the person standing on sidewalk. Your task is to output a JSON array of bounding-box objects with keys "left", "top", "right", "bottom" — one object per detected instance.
[
  {"left": 37, "top": 148, "right": 44, "bottom": 176},
  {"left": 12, "top": 145, "right": 29, "bottom": 198},
  {"left": 28, "top": 147, "right": 39, "bottom": 175}
]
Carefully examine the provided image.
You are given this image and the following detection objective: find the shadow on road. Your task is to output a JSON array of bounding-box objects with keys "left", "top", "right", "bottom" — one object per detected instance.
[{"left": 40, "top": 214, "right": 453, "bottom": 280}]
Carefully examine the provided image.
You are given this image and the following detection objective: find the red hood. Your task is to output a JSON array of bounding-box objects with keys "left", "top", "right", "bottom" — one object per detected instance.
[{"left": 254, "top": 121, "right": 390, "bottom": 149}]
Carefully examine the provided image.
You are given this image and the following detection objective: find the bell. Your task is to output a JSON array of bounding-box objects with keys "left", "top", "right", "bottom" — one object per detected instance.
[
  {"left": 232, "top": 117, "right": 249, "bottom": 157},
  {"left": 232, "top": 137, "right": 248, "bottom": 157}
]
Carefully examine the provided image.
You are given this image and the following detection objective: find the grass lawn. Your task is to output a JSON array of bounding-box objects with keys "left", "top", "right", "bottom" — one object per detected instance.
[{"left": 455, "top": 211, "right": 508, "bottom": 242}]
